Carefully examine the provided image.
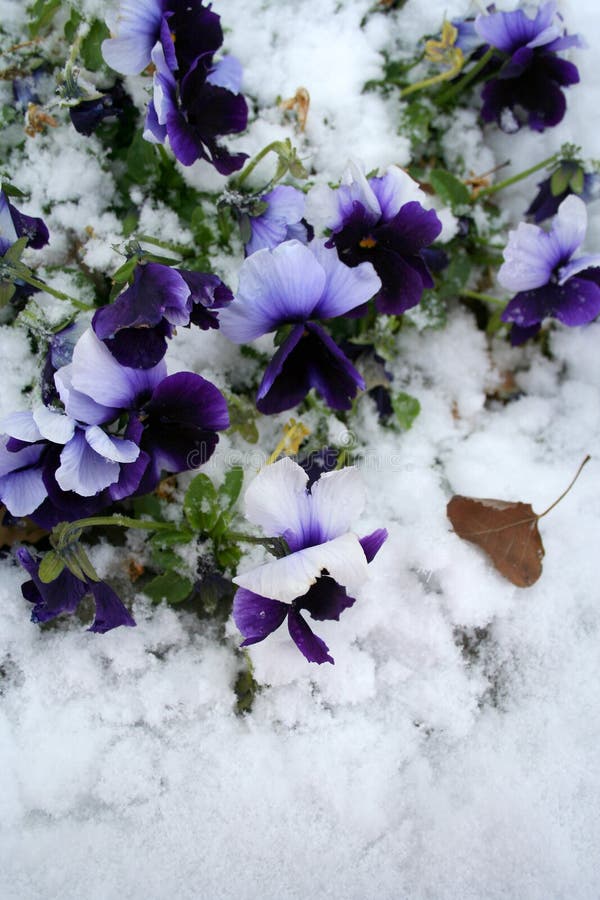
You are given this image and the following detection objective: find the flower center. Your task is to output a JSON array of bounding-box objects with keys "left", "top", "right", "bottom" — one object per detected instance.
[{"left": 359, "top": 235, "right": 377, "bottom": 249}]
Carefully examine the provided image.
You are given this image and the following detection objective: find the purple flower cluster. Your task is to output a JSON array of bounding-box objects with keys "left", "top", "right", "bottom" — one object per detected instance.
[
  {"left": 232, "top": 458, "right": 387, "bottom": 664},
  {"left": 499, "top": 195, "right": 600, "bottom": 344},
  {"left": 102, "top": 0, "right": 248, "bottom": 172},
  {"left": 474, "top": 2, "right": 582, "bottom": 132}
]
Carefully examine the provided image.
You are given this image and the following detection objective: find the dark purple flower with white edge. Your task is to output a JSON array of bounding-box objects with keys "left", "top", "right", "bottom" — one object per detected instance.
[
  {"left": 0, "top": 189, "right": 49, "bottom": 255},
  {"left": 219, "top": 239, "right": 381, "bottom": 414},
  {"left": 92, "top": 262, "right": 233, "bottom": 368},
  {"left": 57, "top": 329, "right": 229, "bottom": 491},
  {"left": 17, "top": 547, "right": 135, "bottom": 633},
  {"left": 144, "top": 43, "right": 248, "bottom": 173},
  {"left": 526, "top": 160, "right": 599, "bottom": 223},
  {"left": 307, "top": 162, "right": 442, "bottom": 316},
  {"left": 474, "top": 1, "right": 583, "bottom": 133},
  {"left": 232, "top": 458, "right": 388, "bottom": 664},
  {"left": 244, "top": 185, "right": 309, "bottom": 256},
  {"left": 499, "top": 195, "right": 600, "bottom": 345}
]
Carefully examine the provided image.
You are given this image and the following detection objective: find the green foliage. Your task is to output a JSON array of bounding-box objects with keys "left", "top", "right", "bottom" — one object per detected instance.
[
  {"left": 226, "top": 394, "right": 259, "bottom": 444},
  {"left": 429, "top": 168, "right": 470, "bottom": 210},
  {"left": 144, "top": 571, "right": 194, "bottom": 605},
  {"left": 80, "top": 19, "right": 110, "bottom": 71},
  {"left": 28, "top": 0, "right": 61, "bottom": 37},
  {"left": 392, "top": 392, "right": 421, "bottom": 430},
  {"left": 234, "top": 659, "right": 260, "bottom": 715},
  {"left": 38, "top": 550, "right": 66, "bottom": 583},
  {"left": 184, "top": 473, "right": 220, "bottom": 532}
]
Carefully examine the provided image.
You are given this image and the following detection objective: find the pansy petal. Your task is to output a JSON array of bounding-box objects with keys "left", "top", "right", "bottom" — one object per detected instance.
[
  {"left": 1, "top": 411, "right": 42, "bottom": 443},
  {"left": 0, "top": 438, "right": 43, "bottom": 477},
  {"left": 359, "top": 528, "right": 388, "bottom": 562},
  {"left": 54, "top": 364, "right": 119, "bottom": 426},
  {"left": 32, "top": 406, "right": 75, "bottom": 444},
  {"left": 287, "top": 607, "right": 333, "bottom": 664},
  {"left": 299, "top": 577, "right": 356, "bottom": 622},
  {"left": 310, "top": 240, "right": 381, "bottom": 319},
  {"left": 369, "top": 166, "right": 426, "bottom": 221},
  {"left": 84, "top": 426, "right": 140, "bottom": 464},
  {"left": 308, "top": 466, "right": 366, "bottom": 541},
  {"left": 548, "top": 195, "right": 587, "bottom": 262},
  {"left": 552, "top": 277, "right": 600, "bottom": 326},
  {"left": 89, "top": 581, "right": 135, "bottom": 633},
  {"left": 207, "top": 56, "right": 243, "bottom": 93},
  {"left": 101, "top": 0, "right": 164, "bottom": 75},
  {"left": 55, "top": 431, "right": 120, "bottom": 496},
  {"left": 146, "top": 372, "right": 229, "bottom": 431},
  {"left": 233, "top": 532, "right": 368, "bottom": 604},
  {"left": 501, "top": 286, "right": 555, "bottom": 327},
  {"left": 558, "top": 255, "right": 600, "bottom": 284},
  {"left": 498, "top": 223, "right": 557, "bottom": 291},
  {"left": 0, "top": 467, "right": 46, "bottom": 517},
  {"left": 233, "top": 588, "right": 288, "bottom": 645},
  {"left": 244, "top": 456, "right": 309, "bottom": 540}
]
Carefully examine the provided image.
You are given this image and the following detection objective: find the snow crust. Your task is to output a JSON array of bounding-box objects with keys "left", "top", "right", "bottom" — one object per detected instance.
[{"left": 1, "top": 0, "right": 600, "bottom": 898}]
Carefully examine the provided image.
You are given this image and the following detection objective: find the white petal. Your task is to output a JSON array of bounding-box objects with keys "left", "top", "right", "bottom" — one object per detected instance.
[
  {"left": 497, "top": 222, "right": 556, "bottom": 292},
  {"left": 233, "top": 533, "right": 368, "bottom": 603},
  {"left": 308, "top": 466, "right": 366, "bottom": 541},
  {"left": 84, "top": 425, "right": 139, "bottom": 463},
  {"left": 55, "top": 364, "right": 117, "bottom": 425},
  {"left": 244, "top": 457, "right": 309, "bottom": 537},
  {"left": 549, "top": 195, "right": 587, "bottom": 262},
  {"left": 32, "top": 406, "right": 75, "bottom": 444},
  {"left": 56, "top": 431, "right": 120, "bottom": 496}
]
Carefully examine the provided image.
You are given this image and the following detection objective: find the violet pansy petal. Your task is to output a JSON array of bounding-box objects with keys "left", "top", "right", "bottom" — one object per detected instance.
[
  {"left": 84, "top": 426, "right": 140, "bottom": 464},
  {"left": 88, "top": 581, "right": 135, "bottom": 633},
  {"left": 70, "top": 330, "right": 166, "bottom": 409},
  {"left": 340, "top": 160, "right": 381, "bottom": 222},
  {"left": 243, "top": 456, "right": 309, "bottom": 542},
  {"left": 0, "top": 467, "right": 46, "bottom": 517},
  {"left": 558, "top": 255, "right": 600, "bottom": 284},
  {"left": 369, "top": 166, "right": 426, "bottom": 221},
  {"left": 93, "top": 263, "right": 191, "bottom": 338},
  {"left": 233, "top": 532, "right": 368, "bottom": 604},
  {"left": 287, "top": 607, "right": 333, "bottom": 664},
  {"left": 101, "top": 0, "right": 164, "bottom": 75},
  {"left": 245, "top": 214, "right": 290, "bottom": 257},
  {"left": 308, "top": 466, "right": 366, "bottom": 542},
  {"left": 497, "top": 223, "right": 556, "bottom": 292},
  {"left": 548, "top": 195, "right": 587, "bottom": 262},
  {"left": 55, "top": 430, "right": 120, "bottom": 496},
  {"left": 32, "top": 406, "right": 75, "bottom": 444},
  {"left": 54, "top": 364, "right": 119, "bottom": 426},
  {"left": 501, "top": 287, "right": 552, "bottom": 328},
  {"left": 206, "top": 56, "right": 243, "bottom": 93},
  {"left": 109, "top": 449, "right": 150, "bottom": 501},
  {"left": 0, "top": 191, "right": 19, "bottom": 253},
  {"left": 1, "top": 411, "right": 42, "bottom": 443},
  {"left": 359, "top": 528, "right": 388, "bottom": 563},
  {"left": 146, "top": 372, "right": 230, "bottom": 432},
  {"left": 552, "top": 277, "right": 600, "bottom": 326},
  {"left": 233, "top": 587, "right": 289, "bottom": 645},
  {"left": 310, "top": 240, "right": 381, "bottom": 319},
  {"left": 0, "top": 438, "right": 43, "bottom": 477}
]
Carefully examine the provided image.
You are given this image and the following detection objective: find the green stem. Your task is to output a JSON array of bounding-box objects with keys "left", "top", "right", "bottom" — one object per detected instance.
[
  {"left": 13, "top": 267, "right": 94, "bottom": 311},
  {"left": 229, "top": 531, "right": 290, "bottom": 557},
  {"left": 400, "top": 62, "right": 463, "bottom": 98},
  {"left": 461, "top": 289, "right": 506, "bottom": 306},
  {"left": 436, "top": 47, "right": 496, "bottom": 105},
  {"left": 476, "top": 154, "right": 558, "bottom": 199},
  {"left": 135, "top": 234, "right": 194, "bottom": 257},
  {"left": 55, "top": 515, "right": 177, "bottom": 549},
  {"left": 236, "top": 142, "right": 282, "bottom": 186}
]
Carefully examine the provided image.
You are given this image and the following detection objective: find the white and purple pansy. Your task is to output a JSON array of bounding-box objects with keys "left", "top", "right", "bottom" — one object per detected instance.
[
  {"left": 474, "top": 1, "right": 583, "bottom": 132},
  {"left": 499, "top": 195, "right": 600, "bottom": 344},
  {"left": 219, "top": 238, "right": 381, "bottom": 413},
  {"left": 306, "top": 161, "right": 442, "bottom": 316},
  {"left": 243, "top": 185, "right": 309, "bottom": 256},
  {"left": 232, "top": 458, "right": 387, "bottom": 664}
]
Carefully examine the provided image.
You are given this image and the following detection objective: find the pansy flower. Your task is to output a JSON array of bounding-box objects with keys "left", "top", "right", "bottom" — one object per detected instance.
[
  {"left": 92, "top": 262, "right": 233, "bottom": 368},
  {"left": 307, "top": 162, "right": 442, "bottom": 316},
  {"left": 474, "top": 1, "right": 582, "bottom": 132},
  {"left": 242, "top": 185, "right": 310, "bottom": 256},
  {"left": 69, "top": 81, "right": 134, "bottom": 136},
  {"left": 0, "top": 189, "right": 49, "bottom": 255},
  {"left": 232, "top": 458, "right": 387, "bottom": 664},
  {"left": 219, "top": 239, "right": 381, "bottom": 413},
  {"left": 17, "top": 547, "right": 135, "bottom": 634},
  {"left": 499, "top": 195, "right": 600, "bottom": 344}
]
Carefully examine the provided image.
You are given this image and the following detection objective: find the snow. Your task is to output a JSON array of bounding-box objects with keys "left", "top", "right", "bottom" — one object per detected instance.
[{"left": 1, "top": 0, "right": 600, "bottom": 898}]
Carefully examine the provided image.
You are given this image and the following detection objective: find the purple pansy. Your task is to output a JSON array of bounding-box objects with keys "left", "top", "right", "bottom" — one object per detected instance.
[
  {"left": 499, "top": 195, "right": 600, "bottom": 344},
  {"left": 219, "top": 239, "right": 381, "bottom": 413},
  {"left": 69, "top": 81, "right": 134, "bottom": 136},
  {"left": 92, "top": 262, "right": 233, "bottom": 368},
  {"left": 526, "top": 160, "right": 599, "bottom": 223},
  {"left": 307, "top": 162, "right": 442, "bottom": 316},
  {"left": 0, "top": 189, "right": 49, "bottom": 256},
  {"left": 243, "top": 185, "right": 309, "bottom": 256},
  {"left": 474, "top": 1, "right": 583, "bottom": 132},
  {"left": 17, "top": 547, "right": 135, "bottom": 633},
  {"left": 232, "top": 458, "right": 387, "bottom": 664}
]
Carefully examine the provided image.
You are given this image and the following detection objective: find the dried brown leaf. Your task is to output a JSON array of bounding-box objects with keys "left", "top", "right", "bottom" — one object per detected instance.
[{"left": 0, "top": 506, "right": 47, "bottom": 549}]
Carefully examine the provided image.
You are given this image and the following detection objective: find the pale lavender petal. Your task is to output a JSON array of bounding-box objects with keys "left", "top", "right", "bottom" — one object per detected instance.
[
  {"left": 0, "top": 438, "right": 43, "bottom": 477},
  {"left": 32, "top": 406, "right": 75, "bottom": 444},
  {"left": 498, "top": 222, "right": 557, "bottom": 291},
  {"left": 84, "top": 426, "right": 140, "bottom": 464},
  {"left": 0, "top": 466, "right": 46, "bottom": 516},
  {"left": 558, "top": 255, "right": 600, "bottom": 284},
  {"left": 70, "top": 330, "right": 166, "bottom": 410},
  {"left": 1, "top": 411, "right": 42, "bottom": 443},
  {"left": 548, "top": 195, "right": 587, "bottom": 263},
  {"left": 102, "top": 0, "right": 164, "bottom": 75},
  {"left": 207, "top": 56, "right": 243, "bottom": 93},
  {"left": 369, "top": 166, "right": 426, "bottom": 221},
  {"left": 310, "top": 240, "right": 381, "bottom": 319},
  {"left": 55, "top": 431, "right": 120, "bottom": 496},
  {"left": 219, "top": 241, "right": 326, "bottom": 342},
  {"left": 55, "top": 364, "right": 119, "bottom": 426},
  {"left": 0, "top": 191, "right": 19, "bottom": 253}
]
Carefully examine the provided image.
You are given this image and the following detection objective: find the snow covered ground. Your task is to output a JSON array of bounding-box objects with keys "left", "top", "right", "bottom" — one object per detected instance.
[{"left": 1, "top": 1, "right": 600, "bottom": 898}]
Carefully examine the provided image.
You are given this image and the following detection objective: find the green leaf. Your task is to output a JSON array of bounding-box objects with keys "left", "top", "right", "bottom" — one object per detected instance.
[
  {"left": 2, "top": 237, "right": 28, "bottom": 265},
  {"left": 28, "top": 0, "right": 61, "bottom": 37},
  {"left": 429, "top": 169, "right": 470, "bottom": 209},
  {"left": 569, "top": 167, "right": 585, "bottom": 195},
  {"left": 550, "top": 166, "right": 571, "bottom": 197},
  {"left": 437, "top": 253, "right": 471, "bottom": 299},
  {"left": 148, "top": 528, "right": 193, "bottom": 548},
  {"left": 64, "top": 8, "right": 82, "bottom": 42},
  {"left": 234, "top": 664, "right": 259, "bottom": 715},
  {"left": 226, "top": 394, "right": 259, "bottom": 444},
  {"left": 81, "top": 19, "right": 110, "bottom": 71},
  {"left": 126, "top": 132, "right": 159, "bottom": 186},
  {"left": 392, "top": 392, "right": 421, "bottom": 430},
  {"left": 219, "top": 466, "right": 244, "bottom": 509},
  {"left": 111, "top": 256, "right": 139, "bottom": 285},
  {"left": 38, "top": 551, "right": 66, "bottom": 584},
  {"left": 144, "top": 572, "right": 194, "bottom": 605},
  {"left": 184, "top": 473, "right": 219, "bottom": 532},
  {"left": 0, "top": 281, "right": 16, "bottom": 308}
]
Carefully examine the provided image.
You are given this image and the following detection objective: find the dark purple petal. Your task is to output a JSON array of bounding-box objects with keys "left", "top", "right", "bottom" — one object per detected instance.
[
  {"left": 501, "top": 287, "right": 553, "bottom": 327},
  {"left": 146, "top": 372, "right": 229, "bottom": 432},
  {"left": 166, "top": 0, "right": 224, "bottom": 74},
  {"left": 378, "top": 202, "right": 443, "bottom": 253},
  {"left": 256, "top": 323, "right": 365, "bottom": 415},
  {"left": 552, "top": 276, "right": 600, "bottom": 325},
  {"left": 180, "top": 270, "right": 233, "bottom": 329},
  {"left": 233, "top": 587, "right": 288, "bottom": 645},
  {"left": 509, "top": 322, "right": 541, "bottom": 345},
  {"left": 359, "top": 528, "right": 388, "bottom": 563},
  {"left": 88, "top": 581, "right": 135, "bottom": 633},
  {"left": 299, "top": 576, "right": 356, "bottom": 622},
  {"left": 372, "top": 247, "right": 432, "bottom": 315},
  {"left": 69, "top": 82, "right": 133, "bottom": 136},
  {"left": 17, "top": 547, "right": 86, "bottom": 623},
  {"left": 93, "top": 264, "right": 191, "bottom": 338},
  {"left": 287, "top": 606, "right": 333, "bottom": 664},
  {"left": 298, "top": 447, "right": 340, "bottom": 487},
  {"left": 100, "top": 323, "right": 172, "bottom": 369},
  {"left": 8, "top": 199, "right": 49, "bottom": 249}
]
